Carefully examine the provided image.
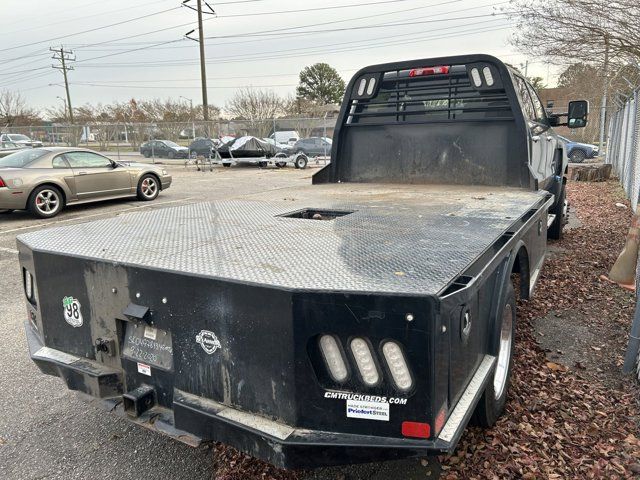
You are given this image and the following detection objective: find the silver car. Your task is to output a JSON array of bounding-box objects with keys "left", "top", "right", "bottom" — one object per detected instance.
[{"left": 0, "top": 147, "right": 172, "bottom": 218}]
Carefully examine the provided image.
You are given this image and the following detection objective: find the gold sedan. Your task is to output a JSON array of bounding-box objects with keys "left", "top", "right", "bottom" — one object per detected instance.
[{"left": 0, "top": 147, "right": 172, "bottom": 218}]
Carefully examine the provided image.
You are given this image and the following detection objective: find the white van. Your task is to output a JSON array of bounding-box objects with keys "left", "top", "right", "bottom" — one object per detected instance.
[{"left": 270, "top": 130, "right": 300, "bottom": 146}]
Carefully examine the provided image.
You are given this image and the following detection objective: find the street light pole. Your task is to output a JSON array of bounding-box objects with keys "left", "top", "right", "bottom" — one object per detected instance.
[
  {"left": 56, "top": 96, "right": 67, "bottom": 122},
  {"left": 180, "top": 96, "right": 195, "bottom": 139}
]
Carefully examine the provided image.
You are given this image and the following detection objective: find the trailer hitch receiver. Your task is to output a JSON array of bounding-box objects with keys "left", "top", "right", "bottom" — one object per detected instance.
[{"left": 123, "top": 385, "right": 155, "bottom": 418}]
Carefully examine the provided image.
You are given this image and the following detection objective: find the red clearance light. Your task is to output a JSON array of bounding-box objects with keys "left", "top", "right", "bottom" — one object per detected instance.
[
  {"left": 409, "top": 65, "right": 450, "bottom": 77},
  {"left": 401, "top": 421, "right": 431, "bottom": 439},
  {"left": 0, "top": 177, "right": 6, "bottom": 188}
]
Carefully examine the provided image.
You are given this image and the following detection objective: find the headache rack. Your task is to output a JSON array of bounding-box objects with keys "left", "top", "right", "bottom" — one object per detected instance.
[{"left": 346, "top": 63, "right": 513, "bottom": 126}]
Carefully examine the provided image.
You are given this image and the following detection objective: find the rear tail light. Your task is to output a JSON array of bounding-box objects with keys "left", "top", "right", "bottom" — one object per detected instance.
[
  {"left": 382, "top": 341, "right": 413, "bottom": 391},
  {"left": 409, "top": 65, "right": 450, "bottom": 77},
  {"left": 319, "top": 335, "right": 348, "bottom": 382},
  {"left": 0, "top": 177, "right": 6, "bottom": 188},
  {"left": 350, "top": 338, "right": 380, "bottom": 386}
]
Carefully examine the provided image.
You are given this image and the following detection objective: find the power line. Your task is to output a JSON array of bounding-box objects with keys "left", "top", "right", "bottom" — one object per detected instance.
[
  {"left": 0, "top": 6, "right": 182, "bottom": 53},
  {"left": 0, "top": 0, "right": 175, "bottom": 39}
]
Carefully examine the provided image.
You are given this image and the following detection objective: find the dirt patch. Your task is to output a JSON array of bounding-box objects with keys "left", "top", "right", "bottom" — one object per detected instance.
[{"left": 537, "top": 309, "right": 630, "bottom": 390}]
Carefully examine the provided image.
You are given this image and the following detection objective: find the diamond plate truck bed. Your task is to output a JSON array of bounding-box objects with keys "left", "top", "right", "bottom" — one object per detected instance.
[{"left": 18, "top": 183, "right": 546, "bottom": 296}]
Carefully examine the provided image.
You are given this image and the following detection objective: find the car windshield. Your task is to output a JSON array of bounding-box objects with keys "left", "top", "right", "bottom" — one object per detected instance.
[
  {"left": 163, "top": 141, "right": 181, "bottom": 148},
  {"left": 9, "top": 134, "right": 30, "bottom": 141},
  {"left": 0, "top": 148, "right": 48, "bottom": 168}
]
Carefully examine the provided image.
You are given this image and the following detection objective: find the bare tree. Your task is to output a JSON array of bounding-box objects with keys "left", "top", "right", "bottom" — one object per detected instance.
[
  {"left": 505, "top": 0, "right": 640, "bottom": 64},
  {"left": 505, "top": 0, "right": 640, "bottom": 148},
  {"left": 225, "top": 88, "right": 285, "bottom": 137},
  {"left": 0, "top": 89, "right": 40, "bottom": 126}
]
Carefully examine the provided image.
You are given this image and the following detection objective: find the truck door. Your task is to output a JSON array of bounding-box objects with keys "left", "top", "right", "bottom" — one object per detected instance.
[
  {"left": 527, "top": 83, "right": 559, "bottom": 183},
  {"left": 513, "top": 75, "right": 549, "bottom": 184}
]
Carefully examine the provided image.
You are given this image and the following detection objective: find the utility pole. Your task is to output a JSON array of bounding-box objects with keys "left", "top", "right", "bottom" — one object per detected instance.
[
  {"left": 50, "top": 46, "right": 75, "bottom": 124},
  {"left": 184, "top": 0, "right": 215, "bottom": 122}
]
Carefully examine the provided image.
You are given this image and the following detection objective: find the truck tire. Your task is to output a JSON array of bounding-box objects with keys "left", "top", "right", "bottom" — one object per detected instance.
[
  {"left": 472, "top": 281, "right": 515, "bottom": 427},
  {"left": 28, "top": 185, "right": 64, "bottom": 219},
  {"left": 548, "top": 184, "right": 566, "bottom": 240},
  {"left": 569, "top": 149, "right": 586, "bottom": 163}
]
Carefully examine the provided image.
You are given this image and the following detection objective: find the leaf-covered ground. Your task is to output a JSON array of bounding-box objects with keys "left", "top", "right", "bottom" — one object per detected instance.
[{"left": 210, "top": 180, "right": 640, "bottom": 480}]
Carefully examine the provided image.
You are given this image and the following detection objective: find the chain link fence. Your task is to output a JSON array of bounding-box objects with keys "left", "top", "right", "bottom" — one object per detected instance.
[
  {"left": 606, "top": 88, "right": 640, "bottom": 212},
  {"left": 2, "top": 117, "right": 337, "bottom": 153},
  {"left": 609, "top": 88, "right": 640, "bottom": 381}
]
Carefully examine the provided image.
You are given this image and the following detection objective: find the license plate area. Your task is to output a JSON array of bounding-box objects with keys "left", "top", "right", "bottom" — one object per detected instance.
[{"left": 121, "top": 322, "right": 173, "bottom": 371}]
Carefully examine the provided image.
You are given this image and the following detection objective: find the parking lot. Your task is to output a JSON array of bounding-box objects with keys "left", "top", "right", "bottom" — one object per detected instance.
[{"left": 0, "top": 165, "right": 311, "bottom": 479}]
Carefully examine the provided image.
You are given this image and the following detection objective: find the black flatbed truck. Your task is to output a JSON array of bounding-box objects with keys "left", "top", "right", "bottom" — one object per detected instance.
[{"left": 17, "top": 54, "right": 588, "bottom": 469}]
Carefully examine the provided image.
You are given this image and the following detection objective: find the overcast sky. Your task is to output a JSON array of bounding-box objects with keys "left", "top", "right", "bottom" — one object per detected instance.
[{"left": 0, "top": 0, "right": 556, "bottom": 113}]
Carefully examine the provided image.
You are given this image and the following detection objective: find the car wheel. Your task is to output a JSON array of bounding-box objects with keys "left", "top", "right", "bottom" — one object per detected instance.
[
  {"left": 143, "top": 150, "right": 151, "bottom": 158},
  {"left": 275, "top": 161, "right": 287, "bottom": 168},
  {"left": 28, "top": 185, "right": 64, "bottom": 219},
  {"left": 569, "top": 149, "right": 586, "bottom": 163},
  {"left": 168, "top": 151, "right": 175, "bottom": 159},
  {"left": 472, "top": 281, "right": 515, "bottom": 427},
  {"left": 137, "top": 174, "right": 160, "bottom": 201},
  {"left": 222, "top": 163, "right": 232, "bottom": 168},
  {"left": 258, "top": 161, "right": 268, "bottom": 168},
  {"left": 294, "top": 154, "right": 308, "bottom": 170}
]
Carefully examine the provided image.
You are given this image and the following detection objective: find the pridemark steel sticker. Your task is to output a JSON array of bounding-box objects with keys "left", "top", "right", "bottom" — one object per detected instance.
[{"left": 346, "top": 399, "right": 389, "bottom": 421}]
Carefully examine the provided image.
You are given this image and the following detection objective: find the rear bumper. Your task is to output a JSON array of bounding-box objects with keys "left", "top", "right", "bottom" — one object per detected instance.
[
  {"left": 0, "top": 187, "right": 29, "bottom": 210},
  {"left": 24, "top": 322, "right": 485, "bottom": 469}
]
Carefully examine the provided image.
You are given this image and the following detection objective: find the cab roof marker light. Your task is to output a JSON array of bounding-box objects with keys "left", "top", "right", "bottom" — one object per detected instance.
[
  {"left": 470, "top": 67, "right": 482, "bottom": 87},
  {"left": 382, "top": 341, "right": 413, "bottom": 391},
  {"left": 350, "top": 337, "right": 379, "bottom": 386},
  {"left": 482, "top": 66, "right": 495, "bottom": 86},
  {"left": 409, "top": 65, "right": 450, "bottom": 77},
  {"left": 319, "top": 335, "right": 348, "bottom": 383},
  {"left": 357, "top": 78, "right": 367, "bottom": 96}
]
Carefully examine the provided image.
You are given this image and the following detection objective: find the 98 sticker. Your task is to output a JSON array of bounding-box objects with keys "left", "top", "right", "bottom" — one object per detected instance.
[{"left": 62, "top": 296, "right": 83, "bottom": 328}]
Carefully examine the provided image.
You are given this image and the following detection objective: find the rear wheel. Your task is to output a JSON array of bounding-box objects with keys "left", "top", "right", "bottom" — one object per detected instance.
[
  {"left": 569, "top": 149, "right": 586, "bottom": 163},
  {"left": 472, "top": 281, "right": 515, "bottom": 427},
  {"left": 143, "top": 150, "right": 151, "bottom": 158},
  {"left": 137, "top": 174, "right": 160, "bottom": 201},
  {"left": 222, "top": 163, "right": 232, "bottom": 168},
  {"left": 258, "top": 161, "right": 268, "bottom": 168},
  {"left": 28, "top": 185, "right": 64, "bottom": 218}
]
